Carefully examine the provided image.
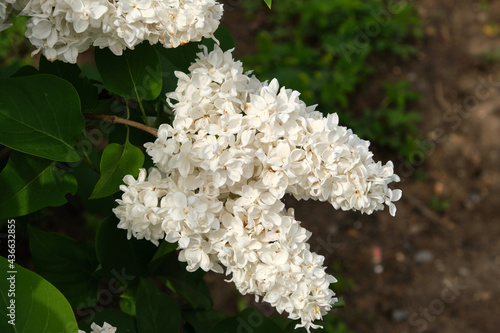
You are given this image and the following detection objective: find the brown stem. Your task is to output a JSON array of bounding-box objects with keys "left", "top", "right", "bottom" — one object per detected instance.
[{"left": 84, "top": 114, "right": 158, "bottom": 137}]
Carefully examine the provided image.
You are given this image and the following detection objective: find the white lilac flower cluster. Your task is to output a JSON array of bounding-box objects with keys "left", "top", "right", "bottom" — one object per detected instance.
[
  {"left": 79, "top": 322, "right": 117, "bottom": 333},
  {"left": 1, "top": 0, "right": 223, "bottom": 63},
  {"left": 113, "top": 45, "right": 402, "bottom": 331}
]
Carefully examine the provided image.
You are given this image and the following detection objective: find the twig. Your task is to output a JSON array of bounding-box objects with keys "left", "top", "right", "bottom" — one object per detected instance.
[{"left": 84, "top": 114, "right": 158, "bottom": 137}]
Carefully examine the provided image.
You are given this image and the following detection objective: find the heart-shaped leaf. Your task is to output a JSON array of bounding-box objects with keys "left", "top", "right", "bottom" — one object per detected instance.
[
  {"left": 90, "top": 141, "right": 144, "bottom": 199},
  {"left": 0, "top": 74, "right": 84, "bottom": 162}
]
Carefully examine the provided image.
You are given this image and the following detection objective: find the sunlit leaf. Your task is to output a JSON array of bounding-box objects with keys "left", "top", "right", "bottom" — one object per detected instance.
[
  {"left": 90, "top": 141, "right": 144, "bottom": 199},
  {"left": 0, "top": 256, "right": 79, "bottom": 333},
  {"left": 0, "top": 152, "right": 77, "bottom": 218}
]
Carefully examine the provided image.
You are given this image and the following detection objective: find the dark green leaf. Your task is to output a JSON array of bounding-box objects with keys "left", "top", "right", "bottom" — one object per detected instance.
[
  {"left": 148, "top": 241, "right": 177, "bottom": 274},
  {"left": 0, "top": 61, "right": 24, "bottom": 78},
  {"left": 157, "top": 53, "right": 182, "bottom": 106},
  {"left": 0, "top": 74, "right": 84, "bottom": 162},
  {"left": 210, "top": 308, "right": 284, "bottom": 333},
  {"left": 11, "top": 65, "right": 38, "bottom": 77},
  {"left": 155, "top": 42, "right": 200, "bottom": 74},
  {"left": 39, "top": 56, "right": 98, "bottom": 111},
  {"left": 28, "top": 226, "right": 99, "bottom": 309},
  {"left": 95, "top": 42, "right": 162, "bottom": 101},
  {"left": 71, "top": 148, "right": 116, "bottom": 214},
  {"left": 0, "top": 256, "right": 79, "bottom": 333},
  {"left": 79, "top": 309, "right": 138, "bottom": 333},
  {"left": 90, "top": 141, "right": 144, "bottom": 199},
  {"left": 136, "top": 278, "right": 182, "bottom": 333},
  {"left": 95, "top": 216, "right": 157, "bottom": 279},
  {"left": 0, "top": 151, "right": 77, "bottom": 218},
  {"left": 183, "top": 310, "right": 229, "bottom": 333},
  {"left": 164, "top": 257, "right": 213, "bottom": 310}
]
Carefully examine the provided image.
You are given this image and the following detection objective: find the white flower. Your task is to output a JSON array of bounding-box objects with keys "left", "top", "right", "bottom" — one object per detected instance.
[
  {"left": 19, "top": 0, "right": 224, "bottom": 63},
  {"left": 114, "top": 45, "right": 402, "bottom": 331},
  {"left": 66, "top": 0, "right": 108, "bottom": 33},
  {"left": 78, "top": 321, "right": 117, "bottom": 333},
  {"left": 112, "top": 168, "right": 168, "bottom": 246},
  {"left": 178, "top": 234, "right": 213, "bottom": 272}
]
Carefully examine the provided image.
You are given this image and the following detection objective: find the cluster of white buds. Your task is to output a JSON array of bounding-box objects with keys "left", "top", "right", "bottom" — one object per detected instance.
[
  {"left": 113, "top": 45, "right": 402, "bottom": 331},
  {"left": 2, "top": 0, "right": 223, "bottom": 63}
]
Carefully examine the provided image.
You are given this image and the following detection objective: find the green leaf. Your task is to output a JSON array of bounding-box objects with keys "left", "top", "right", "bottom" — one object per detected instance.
[
  {"left": 136, "top": 278, "right": 182, "bottom": 333},
  {"left": 39, "top": 56, "right": 98, "bottom": 111},
  {"left": 95, "top": 42, "right": 162, "bottom": 101},
  {"left": 90, "top": 141, "right": 144, "bottom": 199},
  {"left": 11, "top": 65, "right": 38, "bottom": 77},
  {"left": 120, "top": 289, "right": 137, "bottom": 317},
  {"left": 71, "top": 148, "right": 116, "bottom": 214},
  {"left": 0, "top": 256, "right": 79, "bottom": 333},
  {"left": 183, "top": 310, "right": 229, "bottom": 333},
  {"left": 79, "top": 309, "right": 138, "bottom": 333},
  {"left": 28, "top": 226, "right": 99, "bottom": 309},
  {"left": 163, "top": 256, "right": 213, "bottom": 310},
  {"left": 0, "top": 74, "right": 84, "bottom": 162},
  {"left": 155, "top": 42, "right": 200, "bottom": 74},
  {"left": 264, "top": 0, "right": 272, "bottom": 9},
  {"left": 95, "top": 216, "right": 157, "bottom": 279},
  {"left": 210, "top": 308, "right": 284, "bottom": 333},
  {"left": 148, "top": 240, "right": 177, "bottom": 274},
  {"left": 0, "top": 151, "right": 77, "bottom": 218}
]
